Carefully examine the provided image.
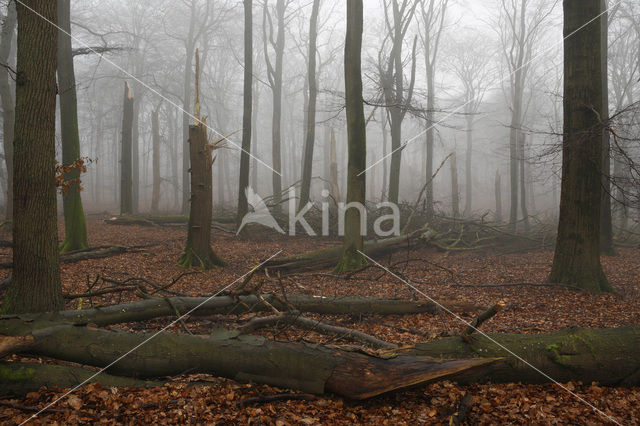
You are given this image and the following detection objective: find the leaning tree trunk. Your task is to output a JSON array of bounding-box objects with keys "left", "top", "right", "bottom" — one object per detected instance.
[
  {"left": 0, "top": 0, "right": 16, "bottom": 221},
  {"left": 549, "top": 0, "right": 612, "bottom": 293},
  {"left": 57, "top": 0, "right": 88, "bottom": 253},
  {"left": 2, "top": 0, "right": 63, "bottom": 314},
  {"left": 178, "top": 123, "right": 225, "bottom": 269},
  {"left": 334, "top": 0, "right": 367, "bottom": 273},
  {"left": 150, "top": 107, "right": 161, "bottom": 214},
  {"left": 120, "top": 82, "right": 133, "bottom": 216}
]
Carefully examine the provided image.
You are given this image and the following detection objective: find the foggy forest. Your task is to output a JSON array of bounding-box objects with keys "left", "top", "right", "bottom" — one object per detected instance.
[{"left": 0, "top": 0, "right": 639, "bottom": 424}]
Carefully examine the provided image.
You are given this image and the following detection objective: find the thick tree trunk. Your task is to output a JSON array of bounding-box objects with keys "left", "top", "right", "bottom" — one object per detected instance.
[
  {"left": 150, "top": 107, "right": 161, "bottom": 214},
  {"left": 120, "top": 82, "right": 133, "bottom": 215},
  {"left": 334, "top": 0, "right": 367, "bottom": 273},
  {"left": 57, "top": 0, "right": 88, "bottom": 253},
  {"left": 298, "top": 0, "right": 320, "bottom": 211},
  {"left": 2, "top": 0, "right": 63, "bottom": 314},
  {"left": 236, "top": 0, "right": 253, "bottom": 232},
  {"left": 549, "top": 0, "right": 612, "bottom": 293},
  {"left": 0, "top": 0, "right": 16, "bottom": 220},
  {"left": 178, "top": 124, "right": 225, "bottom": 269}
]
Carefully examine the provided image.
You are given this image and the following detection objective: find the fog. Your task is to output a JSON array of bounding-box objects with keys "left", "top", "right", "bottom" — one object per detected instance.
[{"left": 1, "top": 0, "right": 638, "bottom": 222}]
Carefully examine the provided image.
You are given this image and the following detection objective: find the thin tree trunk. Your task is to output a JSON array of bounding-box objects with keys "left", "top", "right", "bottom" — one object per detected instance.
[
  {"left": 329, "top": 128, "right": 340, "bottom": 203},
  {"left": 236, "top": 0, "right": 253, "bottom": 232},
  {"left": 495, "top": 170, "right": 502, "bottom": 223},
  {"left": 0, "top": 0, "right": 16, "bottom": 220},
  {"left": 298, "top": 0, "right": 321, "bottom": 210},
  {"left": 464, "top": 115, "right": 473, "bottom": 217},
  {"left": 120, "top": 82, "right": 133, "bottom": 215},
  {"left": 335, "top": 0, "right": 366, "bottom": 273},
  {"left": 57, "top": 0, "right": 88, "bottom": 253},
  {"left": 150, "top": 107, "right": 161, "bottom": 213},
  {"left": 519, "top": 132, "right": 529, "bottom": 231},
  {"left": 549, "top": 0, "right": 612, "bottom": 293},
  {"left": 2, "top": 0, "right": 63, "bottom": 314},
  {"left": 451, "top": 151, "right": 459, "bottom": 219}
]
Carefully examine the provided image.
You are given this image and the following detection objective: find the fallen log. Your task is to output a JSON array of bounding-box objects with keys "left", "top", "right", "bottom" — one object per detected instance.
[
  {"left": 406, "top": 326, "right": 640, "bottom": 386},
  {"left": 0, "top": 245, "right": 151, "bottom": 269},
  {"left": 58, "top": 294, "right": 478, "bottom": 326},
  {"left": 105, "top": 215, "right": 234, "bottom": 232},
  {"left": 0, "top": 362, "right": 162, "bottom": 396},
  {"left": 0, "top": 319, "right": 495, "bottom": 399},
  {"left": 263, "top": 229, "right": 436, "bottom": 272}
]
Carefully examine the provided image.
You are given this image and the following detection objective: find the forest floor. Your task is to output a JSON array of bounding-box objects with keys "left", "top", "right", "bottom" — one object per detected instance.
[{"left": 0, "top": 215, "right": 639, "bottom": 425}]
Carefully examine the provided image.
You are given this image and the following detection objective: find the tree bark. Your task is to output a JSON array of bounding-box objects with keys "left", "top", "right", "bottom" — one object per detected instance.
[
  {"left": 57, "top": 0, "right": 89, "bottom": 253},
  {"left": 298, "top": 0, "right": 320, "bottom": 211},
  {"left": 236, "top": 0, "right": 253, "bottom": 232},
  {"left": 549, "top": 0, "right": 612, "bottom": 292},
  {"left": 334, "top": 0, "right": 367, "bottom": 273},
  {"left": 2, "top": 0, "right": 63, "bottom": 314},
  {"left": 120, "top": 82, "right": 133, "bottom": 215},
  {"left": 0, "top": 0, "right": 16, "bottom": 220},
  {"left": 178, "top": 124, "right": 225, "bottom": 269}
]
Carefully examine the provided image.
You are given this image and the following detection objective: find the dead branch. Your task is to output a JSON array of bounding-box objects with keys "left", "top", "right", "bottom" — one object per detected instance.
[{"left": 462, "top": 301, "right": 506, "bottom": 339}]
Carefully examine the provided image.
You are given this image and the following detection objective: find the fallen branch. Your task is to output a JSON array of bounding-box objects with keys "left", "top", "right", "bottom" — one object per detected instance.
[
  {"left": 449, "top": 393, "right": 474, "bottom": 426},
  {"left": 239, "top": 312, "right": 397, "bottom": 349},
  {"left": 237, "top": 393, "right": 317, "bottom": 406},
  {"left": 462, "top": 301, "right": 506, "bottom": 339},
  {"left": 0, "top": 245, "right": 152, "bottom": 269}
]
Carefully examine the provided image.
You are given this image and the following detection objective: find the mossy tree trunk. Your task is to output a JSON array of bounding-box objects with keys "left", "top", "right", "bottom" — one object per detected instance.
[
  {"left": 334, "top": 0, "right": 367, "bottom": 273},
  {"left": 549, "top": 0, "right": 612, "bottom": 293},
  {"left": 57, "top": 0, "right": 88, "bottom": 253},
  {"left": 178, "top": 124, "right": 225, "bottom": 269},
  {"left": 0, "top": 0, "right": 16, "bottom": 220},
  {"left": 236, "top": 0, "right": 253, "bottom": 233},
  {"left": 298, "top": 0, "right": 320, "bottom": 211},
  {"left": 120, "top": 82, "right": 133, "bottom": 215},
  {"left": 2, "top": 0, "right": 63, "bottom": 314}
]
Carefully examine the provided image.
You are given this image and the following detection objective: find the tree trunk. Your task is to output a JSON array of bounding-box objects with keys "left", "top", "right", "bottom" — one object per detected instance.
[
  {"left": 450, "top": 151, "right": 459, "bottom": 219},
  {"left": 236, "top": 0, "right": 253, "bottom": 232},
  {"left": 298, "top": 0, "right": 320, "bottom": 211},
  {"left": 335, "top": 0, "right": 367, "bottom": 273},
  {"left": 120, "top": 82, "right": 133, "bottom": 216},
  {"left": 57, "top": 0, "right": 88, "bottom": 253},
  {"left": 2, "top": 0, "right": 63, "bottom": 314},
  {"left": 329, "top": 128, "right": 340, "bottom": 203},
  {"left": 0, "top": 0, "right": 16, "bottom": 220},
  {"left": 464, "top": 115, "right": 473, "bottom": 217},
  {"left": 549, "top": 0, "right": 612, "bottom": 293},
  {"left": 177, "top": 124, "right": 225, "bottom": 269},
  {"left": 518, "top": 132, "right": 529, "bottom": 231},
  {"left": 150, "top": 107, "right": 161, "bottom": 214},
  {"left": 495, "top": 170, "right": 502, "bottom": 223},
  {"left": 425, "top": 73, "right": 435, "bottom": 218}
]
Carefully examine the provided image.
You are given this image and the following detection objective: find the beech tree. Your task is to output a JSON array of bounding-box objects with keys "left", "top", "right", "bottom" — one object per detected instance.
[
  {"left": 334, "top": 0, "right": 366, "bottom": 273},
  {"left": 2, "top": 0, "right": 63, "bottom": 314},
  {"left": 549, "top": 0, "right": 613, "bottom": 293},
  {"left": 120, "top": 82, "right": 134, "bottom": 215},
  {"left": 57, "top": 0, "right": 89, "bottom": 253}
]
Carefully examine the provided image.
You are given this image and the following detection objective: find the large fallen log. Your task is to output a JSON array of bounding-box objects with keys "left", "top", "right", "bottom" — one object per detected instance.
[
  {"left": 263, "top": 229, "right": 436, "bottom": 272},
  {"left": 59, "top": 294, "right": 478, "bottom": 326},
  {"left": 405, "top": 326, "right": 640, "bottom": 386},
  {"left": 0, "top": 319, "right": 494, "bottom": 399}
]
